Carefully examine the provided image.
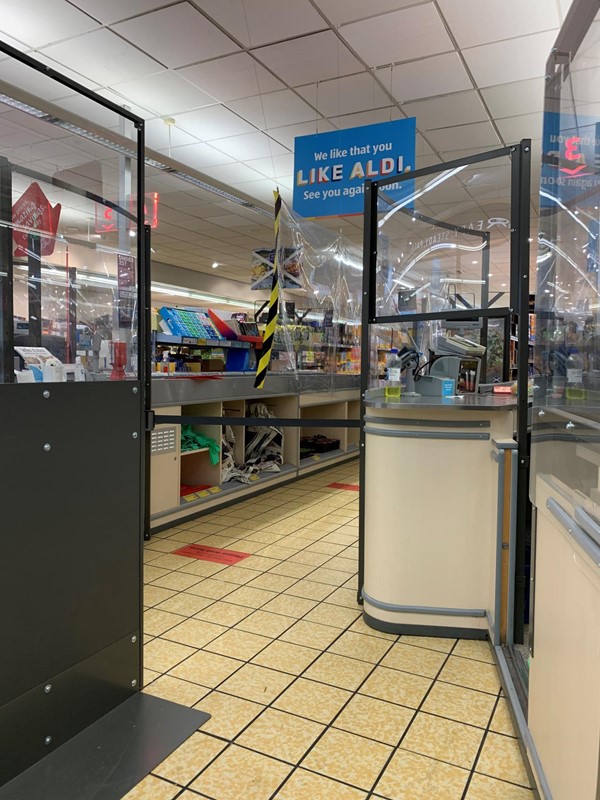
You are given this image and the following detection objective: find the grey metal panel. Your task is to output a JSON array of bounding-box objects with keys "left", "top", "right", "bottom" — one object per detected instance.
[
  {"left": 361, "top": 589, "right": 486, "bottom": 617},
  {"left": 0, "top": 382, "right": 142, "bottom": 783},
  {"left": 364, "top": 426, "right": 490, "bottom": 441},
  {"left": 363, "top": 611, "right": 487, "bottom": 640},
  {"left": 364, "top": 390, "right": 518, "bottom": 411},
  {"left": 546, "top": 498, "right": 600, "bottom": 567},
  {"left": 492, "top": 439, "right": 518, "bottom": 450},
  {"left": 0, "top": 694, "right": 209, "bottom": 800},
  {"left": 494, "top": 646, "right": 553, "bottom": 800},
  {"left": 364, "top": 416, "right": 491, "bottom": 428}
]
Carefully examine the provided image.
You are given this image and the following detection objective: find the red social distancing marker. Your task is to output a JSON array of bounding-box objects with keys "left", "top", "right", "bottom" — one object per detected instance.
[
  {"left": 172, "top": 544, "right": 250, "bottom": 565},
  {"left": 327, "top": 483, "right": 360, "bottom": 491}
]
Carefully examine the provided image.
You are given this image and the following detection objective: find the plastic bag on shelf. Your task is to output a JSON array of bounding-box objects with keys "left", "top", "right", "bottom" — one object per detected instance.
[{"left": 180, "top": 424, "right": 220, "bottom": 465}]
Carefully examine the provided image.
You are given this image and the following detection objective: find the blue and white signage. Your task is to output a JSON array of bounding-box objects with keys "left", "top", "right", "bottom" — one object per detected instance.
[{"left": 293, "top": 118, "right": 416, "bottom": 218}]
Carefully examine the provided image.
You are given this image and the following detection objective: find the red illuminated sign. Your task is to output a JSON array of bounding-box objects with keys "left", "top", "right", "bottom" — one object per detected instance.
[
  {"left": 95, "top": 192, "right": 159, "bottom": 233},
  {"left": 12, "top": 182, "right": 61, "bottom": 256}
]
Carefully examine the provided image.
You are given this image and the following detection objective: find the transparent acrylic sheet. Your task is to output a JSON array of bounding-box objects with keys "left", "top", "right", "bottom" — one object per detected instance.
[
  {"left": 532, "top": 8, "right": 600, "bottom": 506},
  {"left": 267, "top": 199, "right": 362, "bottom": 393},
  {"left": 0, "top": 71, "right": 141, "bottom": 383}
]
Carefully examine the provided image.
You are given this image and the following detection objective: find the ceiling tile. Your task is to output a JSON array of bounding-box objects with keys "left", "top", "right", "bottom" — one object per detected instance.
[
  {"left": 496, "top": 113, "right": 543, "bottom": 143},
  {"left": 387, "top": 52, "right": 472, "bottom": 103},
  {"left": 313, "top": 0, "right": 427, "bottom": 25},
  {"left": 143, "top": 118, "right": 200, "bottom": 150},
  {"left": 328, "top": 107, "right": 404, "bottom": 130},
  {"left": 175, "top": 105, "right": 257, "bottom": 140},
  {"left": 113, "top": 3, "right": 239, "bottom": 69},
  {"left": 426, "top": 120, "right": 501, "bottom": 151},
  {"left": 481, "top": 77, "right": 546, "bottom": 118},
  {"left": 190, "top": 0, "right": 325, "bottom": 47},
  {"left": 200, "top": 162, "right": 269, "bottom": 184},
  {"left": 463, "top": 30, "right": 558, "bottom": 88},
  {"left": 40, "top": 28, "right": 163, "bottom": 85},
  {"left": 437, "top": 0, "right": 559, "bottom": 49},
  {"left": 227, "top": 89, "right": 317, "bottom": 129},
  {"left": 210, "top": 131, "right": 289, "bottom": 160},
  {"left": 404, "top": 90, "right": 488, "bottom": 131},
  {"left": 341, "top": 4, "right": 454, "bottom": 68},
  {"left": 110, "top": 71, "right": 217, "bottom": 116},
  {"left": 254, "top": 31, "right": 362, "bottom": 86},
  {"left": 558, "top": 0, "right": 573, "bottom": 23},
  {"left": 48, "top": 93, "right": 132, "bottom": 131},
  {"left": 243, "top": 154, "right": 294, "bottom": 178},
  {"left": 204, "top": 212, "right": 260, "bottom": 228},
  {"left": 70, "top": 0, "right": 181, "bottom": 23},
  {"left": 219, "top": 177, "right": 275, "bottom": 204},
  {"left": 163, "top": 141, "right": 235, "bottom": 169},
  {"left": 297, "top": 73, "right": 389, "bottom": 117},
  {"left": 0, "top": 59, "right": 100, "bottom": 102},
  {"left": 0, "top": 0, "right": 98, "bottom": 48},
  {"left": 267, "top": 119, "right": 336, "bottom": 150},
  {"left": 177, "top": 53, "right": 283, "bottom": 102}
]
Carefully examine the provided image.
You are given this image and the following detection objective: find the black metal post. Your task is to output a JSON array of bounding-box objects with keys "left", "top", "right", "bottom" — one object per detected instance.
[
  {"left": 480, "top": 231, "right": 491, "bottom": 380},
  {"left": 143, "top": 224, "right": 152, "bottom": 544},
  {"left": 0, "top": 157, "right": 13, "bottom": 383},
  {"left": 358, "top": 179, "right": 378, "bottom": 605},
  {"left": 503, "top": 313, "right": 511, "bottom": 382},
  {"left": 511, "top": 140, "right": 532, "bottom": 645},
  {"left": 27, "top": 232, "right": 41, "bottom": 346}
]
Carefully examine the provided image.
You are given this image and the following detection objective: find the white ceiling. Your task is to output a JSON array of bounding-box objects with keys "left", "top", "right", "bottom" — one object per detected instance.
[{"left": 0, "top": 0, "right": 570, "bottom": 290}]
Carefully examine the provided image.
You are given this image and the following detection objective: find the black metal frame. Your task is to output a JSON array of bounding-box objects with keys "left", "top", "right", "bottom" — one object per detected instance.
[
  {"left": 0, "top": 157, "right": 13, "bottom": 383},
  {"left": 357, "top": 142, "right": 532, "bottom": 641}
]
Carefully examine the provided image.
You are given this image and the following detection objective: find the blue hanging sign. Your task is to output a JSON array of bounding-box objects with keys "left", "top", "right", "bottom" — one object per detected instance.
[{"left": 293, "top": 118, "right": 416, "bottom": 218}]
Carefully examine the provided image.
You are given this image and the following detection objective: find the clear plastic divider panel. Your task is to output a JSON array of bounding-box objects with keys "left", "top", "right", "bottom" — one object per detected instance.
[{"left": 0, "top": 72, "right": 140, "bottom": 383}]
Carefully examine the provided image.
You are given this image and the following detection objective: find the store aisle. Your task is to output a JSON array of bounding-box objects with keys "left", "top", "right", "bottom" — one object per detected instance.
[{"left": 129, "top": 465, "right": 535, "bottom": 800}]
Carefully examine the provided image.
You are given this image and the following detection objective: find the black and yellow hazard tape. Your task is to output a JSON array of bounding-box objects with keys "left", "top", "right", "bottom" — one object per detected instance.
[{"left": 254, "top": 189, "right": 281, "bottom": 389}]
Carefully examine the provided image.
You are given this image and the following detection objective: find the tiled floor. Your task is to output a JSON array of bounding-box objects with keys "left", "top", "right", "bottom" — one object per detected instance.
[{"left": 128, "top": 463, "right": 535, "bottom": 800}]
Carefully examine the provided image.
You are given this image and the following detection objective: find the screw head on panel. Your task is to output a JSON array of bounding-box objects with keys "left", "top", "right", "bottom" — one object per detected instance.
[
  {"left": 43, "top": 390, "right": 50, "bottom": 399},
  {"left": 132, "top": 387, "right": 138, "bottom": 394},
  {"left": 131, "top": 635, "right": 137, "bottom": 643},
  {"left": 44, "top": 684, "right": 52, "bottom": 694},
  {"left": 43, "top": 443, "right": 51, "bottom": 452},
  {"left": 131, "top": 679, "right": 137, "bottom": 688},
  {"left": 132, "top": 432, "right": 138, "bottom": 439},
  {"left": 44, "top": 736, "right": 52, "bottom": 745}
]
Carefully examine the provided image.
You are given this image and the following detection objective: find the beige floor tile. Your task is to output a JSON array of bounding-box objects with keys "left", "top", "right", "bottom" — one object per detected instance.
[
  {"left": 306, "top": 541, "right": 346, "bottom": 555},
  {"left": 143, "top": 608, "right": 184, "bottom": 636},
  {"left": 326, "top": 587, "right": 360, "bottom": 608},
  {"left": 236, "top": 610, "right": 295, "bottom": 638},
  {"left": 163, "top": 528, "right": 208, "bottom": 544},
  {"left": 349, "top": 617, "right": 398, "bottom": 641},
  {"left": 190, "top": 744, "right": 291, "bottom": 800},
  {"left": 270, "top": 561, "right": 315, "bottom": 578},
  {"left": 401, "top": 711, "right": 484, "bottom": 769},
  {"left": 303, "top": 602, "right": 361, "bottom": 629},
  {"left": 329, "top": 630, "right": 393, "bottom": 663},
  {"left": 374, "top": 749, "right": 469, "bottom": 800},
  {"left": 188, "top": 521, "right": 229, "bottom": 534},
  {"left": 439, "top": 656, "right": 502, "bottom": 695},
  {"left": 217, "top": 565, "right": 262, "bottom": 585},
  {"left": 236, "top": 707, "right": 324, "bottom": 762},
  {"left": 220, "top": 539, "right": 264, "bottom": 554},
  {"left": 198, "top": 534, "right": 242, "bottom": 548},
  {"left": 143, "top": 675, "right": 209, "bottom": 707},
  {"left": 381, "top": 642, "right": 448, "bottom": 679},
  {"left": 185, "top": 577, "right": 237, "bottom": 601},
  {"left": 360, "top": 666, "right": 431, "bottom": 709},
  {"left": 303, "top": 652, "right": 373, "bottom": 691},
  {"left": 302, "top": 728, "right": 392, "bottom": 791},
  {"left": 466, "top": 773, "right": 535, "bottom": 799},
  {"left": 240, "top": 555, "right": 281, "bottom": 571},
  {"left": 204, "top": 628, "right": 271, "bottom": 660},
  {"left": 194, "top": 600, "right": 253, "bottom": 627},
  {"left": 422, "top": 681, "right": 496, "bottom": 728},
  {"left": 221, "top": 585, "right": 278, "bottom": 609},
  {"left": 454, "top": 639, "right": 496, "bottom": 664},
  {"left": 309, "top": 567, "right": 351, "bottom": 586},
  {"left": 143, "top": 585, "right": 177, "bottom": 607},
  {"left": 399, "top": 634, "right": 456, "bottom": 653},
  {"left": 284, "top": 579, "right": 334, "bottom": 601},
  {"left": 148, "top": 553, "right": 195, "bottom": 570},
  {"left": 276, "top": 769, "right": 367, "bottom": 800},
  {"left": 289, "top": 551, "right": 332, "bottom": 567},
  {"left": 177, "top": 560, "right": 228, "bottom": 578},
  {"left": 162, "top": 618, "right": 228, "bottom": 649},
  {"left": 154, "top": 731, "right": 225, "bottom": 786},
  {"left": 169, "top": 649, "right": 242, "bottom": 687},
  {"left": 122, "top": 774, "right": 180, "bottom": 800},
  {"left": 143, "top": 668, "right": 160, "bottom": 686},
  {"left": 247, "top": 573, "right": 297, "bottom": 592},
  {"left": 218, "top": 663, "right": 295, "bottom": 704},
  {"left": 144, "top": 639, "right": 196, "bottom": 673},
  {"left": 252, "top": 640, "right": 319, "bottom": 674},
  {"left": 261, "top": 594, "right": 318, "bottom": 618},
  {"left": 156, "top": 592, "right": 214, "bottom": 617},
  {"left": 195, "top": 691, "right": 264, "bottom": 739},
  {"left": 476, "top": 732, "right": 532, "bottom": 787},
  {"left": 256, "top": 544, "right": 299, "bottom": 560},
  {"left": 144, "top": 565, "right": 170, "bottom": 583},
  {"left": 334, "top": 694, "right": 414, "bottom": 745},
  {"left": 247, "top": 530, "right": 289, "bottom": 543},
  {"left": 273, "top": 677, "right": 351, "bottom": 723},
  {"left": 281, "top": 620, "right": 341, "bottom": 650},
  {"left": 326, "top": 556, "right": 357, "bottom": 574},
  {"left": 151, "top": 572, "right": 203, "bottom": 592},
  {"left": 489, "top": 697, "right": 517, "bottom": 737},
  {"left": 143, "top": 550, "right": 166, "bottom": 564}
]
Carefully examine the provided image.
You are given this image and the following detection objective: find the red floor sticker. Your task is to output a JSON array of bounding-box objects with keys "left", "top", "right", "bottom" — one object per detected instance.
[
  {"left": 172, "top": 544, "right": 251, "bottom": 565},
  {"left": 327, "top": 482, "right": 360, "bottom": 491}
]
